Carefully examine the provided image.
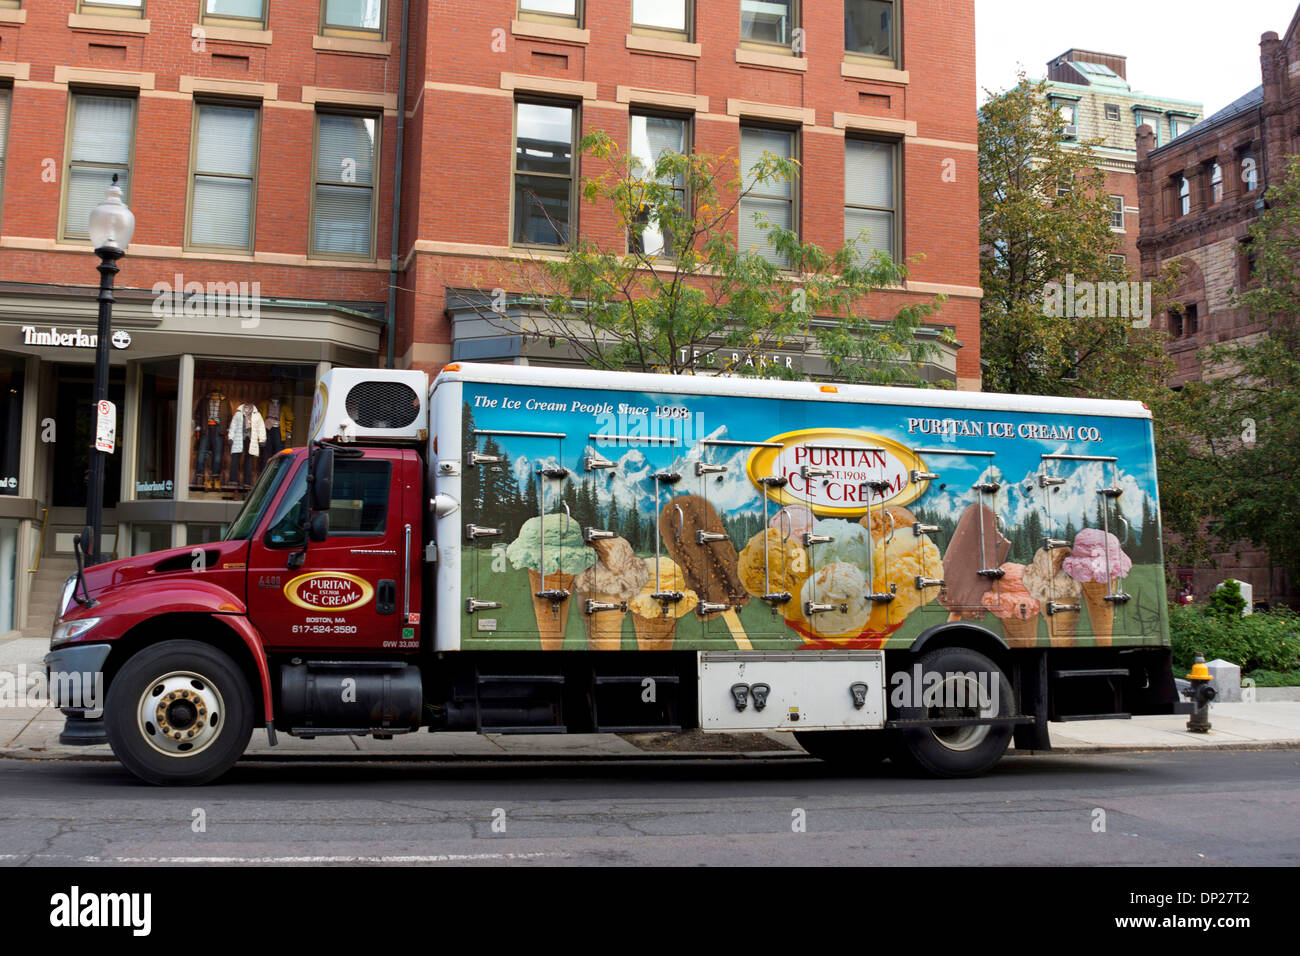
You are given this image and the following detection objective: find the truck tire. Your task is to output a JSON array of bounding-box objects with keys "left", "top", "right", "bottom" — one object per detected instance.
[
  {"left": 105, "top": 640, "right": 254, "bottom": 786},
  {"left": 793, "top": 730, "right": 895, "bottom": 769},
  {"left": 891, "top": 646, "right": 1014, "bottom": 779}
]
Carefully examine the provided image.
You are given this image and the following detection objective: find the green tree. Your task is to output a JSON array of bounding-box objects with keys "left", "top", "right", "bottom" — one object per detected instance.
[
  {"left": 478, "top": 131, "right": 952, "bottom": 385},
  {"left": 1156, "top": 157, "right": 1300, "bottom": 589},
  {"left": 979, "top": 76, "right": 1173, "bottom": 400}
]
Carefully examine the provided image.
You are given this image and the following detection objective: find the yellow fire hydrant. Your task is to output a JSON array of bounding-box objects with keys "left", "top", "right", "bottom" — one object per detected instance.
[{"left": 1183, "top": 654, "right": 1217, "bottom": 733}]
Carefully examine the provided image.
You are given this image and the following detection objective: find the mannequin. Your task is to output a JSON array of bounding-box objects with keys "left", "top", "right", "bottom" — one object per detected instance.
[
  {"left": 259, "top": 390, "right": 295, "bottom": 457},
  {"left": 193, "top": 387, "right": 231, "bottom": 491},
  {"left": 227, "top": 401, "right": 267, "bottom": 492}
]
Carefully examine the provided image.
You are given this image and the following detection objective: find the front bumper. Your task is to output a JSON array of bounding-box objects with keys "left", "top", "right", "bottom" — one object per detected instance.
[{"left": 43, "top": 643, "right": 112, "bottom": 746}]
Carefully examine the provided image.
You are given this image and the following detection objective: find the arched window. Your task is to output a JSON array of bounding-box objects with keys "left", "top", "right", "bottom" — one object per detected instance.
[{"left": 1178, "top": 176, "right": 1190, "bottom": 216}]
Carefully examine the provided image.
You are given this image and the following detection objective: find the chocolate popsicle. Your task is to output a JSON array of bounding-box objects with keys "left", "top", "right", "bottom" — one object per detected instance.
[
  {"left": 659, "top": 494, "right": 751, "bottom": 648},
  {"left": 939, "top": 503, "right": 1011, "bottom": 618}
]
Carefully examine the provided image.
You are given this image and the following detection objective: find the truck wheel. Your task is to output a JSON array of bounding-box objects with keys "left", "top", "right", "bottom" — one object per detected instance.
[
  {"left": 793, "top": 730, "right": 895, "bottom": 769},
  {"left": 892, "top": 646, "right": 1014, "bottom": 779},
  {"left": 105, "top": 640, "right": 254, "bottom": 786}
]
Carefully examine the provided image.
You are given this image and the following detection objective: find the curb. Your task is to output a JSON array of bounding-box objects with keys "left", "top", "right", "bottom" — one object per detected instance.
[{"left": 4, "top": 740, "right": 1298, "bottom": 763}]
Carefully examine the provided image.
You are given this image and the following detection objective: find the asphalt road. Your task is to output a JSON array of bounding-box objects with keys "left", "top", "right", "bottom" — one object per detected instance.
[{"left": 0, "top": 750, "right": 1297, "bottom": 866}]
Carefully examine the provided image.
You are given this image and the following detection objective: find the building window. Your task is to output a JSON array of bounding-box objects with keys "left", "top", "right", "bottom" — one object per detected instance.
[
  {"left": 0, "top": 518, "right": 16, "bottom": 634},
  {"left": 1109, "top": 195, "right": 1125, "bottom": 230},
  {"left": 844, "top": 138, "right": 896, "bottom": 261},
  {"left": 513, "top": 101, "right": 576, "bottom": 247},
  {"left": 740, "top": 125, "right": 796, "bottom": 267},
  {"left": 1053, "top": 98, "right": 1077, "bottom": 130},
  {"left": 1177, "top": 175, "right": 1190, "bottom": 217},
  {"left": 1136, "top": 111, "right": 1161, "bottom": 147},
  {"left": 0, "top": 87, "right": 9, "bottom": 226},
  {"left": 1183, "top": 303, "right": 1198, "bottom": 336},
  {"left": 1237, "top": 238, "right": 1257, "bottom": 286},
  {"left": 1210, "top": 162, "right": 1223, "bottom": 204},
  {"left": 741, "top": 0, "right": 795, "bottom": 47},
  {"left": 1241, "top": 147, "right": 1259, "bottom": 192},
  {"left": 0, "top": 354, "right": 23, "bottom": 497},
  {"left": 77, "top": 0, "right": 144, "bottom": 17},
  {"left": 629, "top": 112, "right": 688, "bottom": 256},
  {"left": 1104, "top": 103, "right": 1121, "bottom": 122},
  {"left": 130, "top": 524, "right": 172, "bottom": 557},
  {"left": 632, "top": 0, "right": 689, "bottom": 37},
  {"left": 62, "top": 93, "right": 135, "bottom": 242},
  {"left": 1056, "top": 177, "right": 1072, "bottom": 197},
  {"left": 202, "top": 0, "right": 268, "bottom": 28},
  {"left": 321, "top": 0, "right": 385, "bottom": 37},
  {"left": 1170, "top": 115, "right": 1195, "bottom": 140},
  {"left": 518, "top": 0, "right": 579, "bottom": 26},
  {"left": 134, "top": 360, "right": 178, "bottom": 501},
  {"left": 188, "top": 102, "right": 259, "bottom": 252},
  {"left": 1109, "top": 254, "right": 1127, "bottom": 273},
  {"left": 191, "top": 360, "right": 314, "bottom": 500},
  {"left": 312, "top": 111, "right": 379, "bottom": 258},
  {"left": 845, "top": 0, "right": 895, "bottom": 64}
]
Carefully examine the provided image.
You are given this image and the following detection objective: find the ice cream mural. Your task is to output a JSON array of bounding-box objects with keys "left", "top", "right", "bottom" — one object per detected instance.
[{"left": 460, "top": 382, "right": 1165, "bottom": 652}]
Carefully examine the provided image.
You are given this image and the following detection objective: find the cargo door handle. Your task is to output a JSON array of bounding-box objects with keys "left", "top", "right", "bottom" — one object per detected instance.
[{"left": 376, "top": 579, "right": 397, "bottom": 615}]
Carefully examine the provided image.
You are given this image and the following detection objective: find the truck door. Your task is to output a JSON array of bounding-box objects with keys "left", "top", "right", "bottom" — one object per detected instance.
[
  {"left": 462, "top": 427, "right": 568, "bottom": 647},
  {"left": 247, "top": 448, "right": 411, "bottom": 651}
]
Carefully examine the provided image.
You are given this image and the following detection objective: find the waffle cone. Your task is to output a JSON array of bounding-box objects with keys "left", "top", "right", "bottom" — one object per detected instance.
[
  {"left": 1082, "top": 581, "right": 1115, "bottom": 645},
  {"left": 632, "top": 614, "right": 677, "bottom": 650},
  {"left": 587, "top": 592, "right": 627, "bottom": 651},
  {"left": 1001, "top": 615, "right": 1039, "bottom": 645},
  {"left": 527, "top": 568, "right": 573, "bottom": 651},
  {"left": 1044, "top": 608, "right": 1078, "bottom": 647}
]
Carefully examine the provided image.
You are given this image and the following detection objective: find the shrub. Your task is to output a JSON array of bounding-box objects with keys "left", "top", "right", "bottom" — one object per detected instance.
[
  {"left": 1205, "top": 579, "right": 1247, "bottom": 619},
  {"left": 1169, "top": 604, "right": 1300, "bottom": 674}
]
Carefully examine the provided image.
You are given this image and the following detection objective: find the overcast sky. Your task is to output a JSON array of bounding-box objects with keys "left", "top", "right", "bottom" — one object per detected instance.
[{"left": 976, "top": 0, "right": 1300, "bottom": 117}]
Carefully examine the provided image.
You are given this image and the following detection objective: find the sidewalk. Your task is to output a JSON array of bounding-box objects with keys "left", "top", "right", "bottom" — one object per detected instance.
[{"left": 4, "top": 633, "right": 1299, "bottom": 761}]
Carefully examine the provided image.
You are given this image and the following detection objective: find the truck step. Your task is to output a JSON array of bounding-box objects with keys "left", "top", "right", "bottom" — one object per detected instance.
[{"left": 1052, "top": 668, "right": 1130, "bottom": 679}]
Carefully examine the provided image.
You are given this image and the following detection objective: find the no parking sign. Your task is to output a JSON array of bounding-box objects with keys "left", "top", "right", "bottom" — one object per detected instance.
[{"left": 94, "top": 400, "right": 116, "bottom": 454}]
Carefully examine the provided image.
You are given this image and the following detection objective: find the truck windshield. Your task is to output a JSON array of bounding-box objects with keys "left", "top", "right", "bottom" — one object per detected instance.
[{"left": 223, "top": 454, "right": 293, "bottom": 541}]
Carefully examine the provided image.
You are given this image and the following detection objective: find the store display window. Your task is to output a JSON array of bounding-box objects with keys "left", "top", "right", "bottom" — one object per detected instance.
[
  {"left": 190, "top": 361, "right": 314, "bottom": 501},
  {"left": 135, "top": 360, "right": 178, "bottom": 500},
  {"left": 0, "top": 354, "right": 24, "bottom": 496}
]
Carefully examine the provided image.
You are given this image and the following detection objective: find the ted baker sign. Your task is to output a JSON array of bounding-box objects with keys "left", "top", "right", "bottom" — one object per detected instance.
[
  {"left": 746, "top": 428, "right": 929, "bottom": 516},
  {"left": 283, "top": 572, "right": 374, "bottom": 612}
]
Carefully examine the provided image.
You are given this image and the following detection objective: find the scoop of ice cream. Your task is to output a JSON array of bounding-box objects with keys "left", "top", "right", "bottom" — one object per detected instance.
[
  {"left": 506, "top": 514, "right": 594, "bottom": 576},
  {"left": 807, "top": 519, "right": 873, "bottom": 572},
  {"left": 576, "top": 536, "right": 649, "bottom": 600},
  {"left": 770, "top": 505, "right": 816, "bottom": 539},
  {"left": 1023, "top": 547, "right": 1082, "bottom": 604},
  {"left": 981, "top": 563, "right": 1041, "bottom": 621},
  {"left": 871, "top": 529, "right": 943, "bottom": 619},
  {"left": 800, "top": 562, "right": 872, "bottom": 637},
  {"left": 861, "top": 505, "right": 918, "bottom": 544},
  {"left": 738, "top": 528, "right": 811, "bottom": 599},
  {"left": 1062, "top": 528, "right": 1133, "bottom": 584},
  {"left": 627, "top": 557, "right": 699, "bottom": 620}
]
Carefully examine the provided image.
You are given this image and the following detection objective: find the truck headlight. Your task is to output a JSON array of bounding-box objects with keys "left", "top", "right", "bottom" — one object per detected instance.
[
  {"left": 57, "top": 576, "right": 76, "bottom": 624},
  {"left": 51, "top": 618, "right": 100, "bottom": 646}
]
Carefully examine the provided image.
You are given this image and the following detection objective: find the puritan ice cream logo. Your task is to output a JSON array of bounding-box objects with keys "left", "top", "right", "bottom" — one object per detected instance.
[
  {"left": 284, "top": 572, "right": 374, "bottom": 611},
  {"left": 746, "top": 429, "right": 929, "bottom": 516}
]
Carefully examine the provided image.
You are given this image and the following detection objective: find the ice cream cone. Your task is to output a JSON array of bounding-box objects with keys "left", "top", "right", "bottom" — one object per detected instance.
[
  {"left": 1082, "top": 581, "right": 1115, "bottom": 645},
  {"left": 632, "top": 614, "right": 677, "bottom": 650},
  {"left": 527, "top": 568, "right": 573, "bottom": 651},
  {"left": 587, "top": 592, "right": 628, "bottom": 651},
  {"left": 1044, "top": 608, "right": 1078, "bottom": 647},
  {"left": 1002, "top": 616, "right": 1039, "bottom": 645}
]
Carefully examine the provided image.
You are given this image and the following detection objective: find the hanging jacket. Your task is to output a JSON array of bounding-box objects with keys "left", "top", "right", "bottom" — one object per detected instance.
[{"left": 228, "top": 404, "right": 268, "bottom": 456}]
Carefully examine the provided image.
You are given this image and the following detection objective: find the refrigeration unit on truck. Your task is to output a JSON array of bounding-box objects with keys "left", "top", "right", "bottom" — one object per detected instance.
[{"left": 45, "top": 363, "right": 1186, "bottom": 785}]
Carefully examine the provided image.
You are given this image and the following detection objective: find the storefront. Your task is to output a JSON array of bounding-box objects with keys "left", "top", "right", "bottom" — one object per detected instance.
[{"left": 0, "top": 281, "right": 382, "bottom": 635}]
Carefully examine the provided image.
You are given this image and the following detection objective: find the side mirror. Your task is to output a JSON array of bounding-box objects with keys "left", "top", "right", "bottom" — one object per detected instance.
[
  {"left": 310, "top": 446, "right": 334, "bottom": 512},
  {"left": 308, "top": 511, "right": 330, "bottom": 542}
]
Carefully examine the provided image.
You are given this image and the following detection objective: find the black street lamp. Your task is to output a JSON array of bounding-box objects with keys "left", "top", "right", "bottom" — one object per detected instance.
[{"left": 82, "top": 174, "right": 134, "bottom": 566}]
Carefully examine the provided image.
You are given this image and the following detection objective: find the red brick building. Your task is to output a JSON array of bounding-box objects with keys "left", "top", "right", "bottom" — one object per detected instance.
[
  {"left": 0, "top": 1, "right": 979, "bottom": 635},
  {"left": 1135, "top": 5, "right": 1300, "bottom": 606}
]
